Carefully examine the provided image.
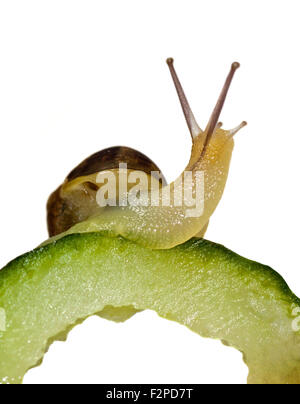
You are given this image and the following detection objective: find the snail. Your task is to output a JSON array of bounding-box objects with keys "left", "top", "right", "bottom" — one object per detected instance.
[{"left": 47, "top": 59, "right": 246, "bottom": 249}]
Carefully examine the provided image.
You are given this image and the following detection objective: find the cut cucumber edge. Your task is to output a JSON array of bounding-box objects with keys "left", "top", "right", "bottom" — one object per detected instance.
[{"left": 0, "top": 233, "right": 300, "bottom": 384}]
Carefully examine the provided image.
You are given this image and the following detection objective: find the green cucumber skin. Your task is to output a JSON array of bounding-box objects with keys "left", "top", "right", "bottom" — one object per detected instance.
[{"left": 0, "top": 233, "right": 299, "bottom": 384}]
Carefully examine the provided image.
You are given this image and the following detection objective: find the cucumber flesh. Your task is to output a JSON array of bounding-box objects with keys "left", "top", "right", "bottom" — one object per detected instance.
[{"left": 0, "top": 233, "right": 299, "bottom": 384}]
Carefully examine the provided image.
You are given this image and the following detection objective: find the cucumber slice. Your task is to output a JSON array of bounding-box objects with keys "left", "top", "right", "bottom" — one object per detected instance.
[{"left": 0, "top": 233, "right": 299, "bottom": 384}]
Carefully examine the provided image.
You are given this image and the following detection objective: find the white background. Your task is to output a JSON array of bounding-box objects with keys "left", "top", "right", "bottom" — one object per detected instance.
[{"left": 0, "top": 0, "right": 299, "bottom": 384}]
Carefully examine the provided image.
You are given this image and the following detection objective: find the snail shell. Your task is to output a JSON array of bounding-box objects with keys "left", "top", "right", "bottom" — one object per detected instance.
[{"left": 47, "top": 146, "right": 166, "bottom": 237}]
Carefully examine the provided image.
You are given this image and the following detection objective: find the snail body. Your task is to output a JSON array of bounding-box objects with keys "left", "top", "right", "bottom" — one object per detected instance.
[{"left": 47, "top": 59, "right": 246, "bottom": 249}]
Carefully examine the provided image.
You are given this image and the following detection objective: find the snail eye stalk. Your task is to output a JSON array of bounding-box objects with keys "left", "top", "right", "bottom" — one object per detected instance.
[
  {"left": 167, "top": 58, "right": 202, "bottom": 140},
  {"left": 201, "top": 62, "right": 240, "bottom": 159}
]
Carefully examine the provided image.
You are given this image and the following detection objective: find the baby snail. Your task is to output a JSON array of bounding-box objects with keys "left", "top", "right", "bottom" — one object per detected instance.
[{"left": 47, "top": 59, "right": 247, "bottom": 249}]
